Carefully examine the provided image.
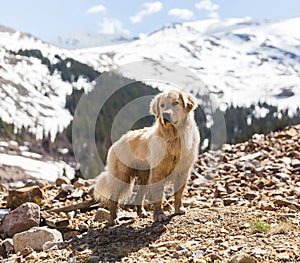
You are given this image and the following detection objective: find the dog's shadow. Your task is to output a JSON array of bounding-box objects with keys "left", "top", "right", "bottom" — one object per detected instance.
[{"left": 77, "top": 217, "right": 173, "bottom": 262}]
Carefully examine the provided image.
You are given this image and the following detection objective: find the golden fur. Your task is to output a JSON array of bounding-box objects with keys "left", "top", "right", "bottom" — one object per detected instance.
[{"left": 94, "top": 90, "right": 200, "bottom": 224}]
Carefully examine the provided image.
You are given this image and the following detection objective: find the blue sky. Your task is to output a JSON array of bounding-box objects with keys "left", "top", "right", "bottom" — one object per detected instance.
[{"left": 1, "top": 0, "right": 300, "bottom": 41}]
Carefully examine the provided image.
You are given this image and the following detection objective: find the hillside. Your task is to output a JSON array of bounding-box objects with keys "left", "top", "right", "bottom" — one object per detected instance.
[
  {"left": 0, "top": 124, "right": 299, "bottom": 262},
  {"left": 1, "top": 17, "right": 300, "bottom": 142}
]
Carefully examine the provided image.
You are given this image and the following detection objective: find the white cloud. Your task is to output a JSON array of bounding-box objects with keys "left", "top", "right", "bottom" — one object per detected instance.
[
  {"left": 168, "top": 8, "right": 194, "bottom": 20},
  {"left": 130, "top": 1, "right": 163, "bottom": 24},
  {"left": 86, "top": 5, "right": 106, "bottom": 14},
  {"left": 98, "top": 18, "right": 130, "bottom": 35},
  {"left": 195, "top": 0, "right": 219, "bottom": 18}
]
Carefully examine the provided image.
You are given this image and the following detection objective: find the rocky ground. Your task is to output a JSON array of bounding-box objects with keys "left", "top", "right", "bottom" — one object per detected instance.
[{"left": 0, "top": 124, "right": 300, "bottom": 263}]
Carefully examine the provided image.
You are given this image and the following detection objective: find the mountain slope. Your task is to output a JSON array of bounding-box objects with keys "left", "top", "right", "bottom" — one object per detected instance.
[
  {"left": 74, "top": 17, "right": 300, "bottom": 111},
  {"left": 0, "top": 27, "right": 95, "bottom": 139}
]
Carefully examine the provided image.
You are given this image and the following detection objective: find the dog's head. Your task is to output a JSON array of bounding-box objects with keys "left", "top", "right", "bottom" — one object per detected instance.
[{"left": 150, "top": 90, "right": 197, "bottom": 128}]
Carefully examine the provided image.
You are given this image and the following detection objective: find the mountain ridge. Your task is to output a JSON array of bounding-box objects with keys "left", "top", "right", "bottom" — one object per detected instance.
[{"left": 73, "top": 16, "right": 300, "bottom": 111}]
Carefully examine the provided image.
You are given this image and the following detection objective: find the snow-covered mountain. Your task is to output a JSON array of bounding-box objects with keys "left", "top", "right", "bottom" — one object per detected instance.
[
  {"left": 51, "top": 31, "right": 134, "bottom": 50},
  {"left": 74, "top": 17, "right": 300, "bottom": 111},
  {"left": 1, "top": 17, "right": 300, "bottom": 139},
  {"left": 0, "top": 26, "right": 94, "bottom": 139}
]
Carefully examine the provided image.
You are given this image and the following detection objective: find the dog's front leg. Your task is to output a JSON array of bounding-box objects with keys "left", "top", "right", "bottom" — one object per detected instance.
[
  {"left": 149, "top": 170, "right": 167, "bottom": 222},
  {"left": 174, "top": 170, "right": 190, "bottom": 215}
]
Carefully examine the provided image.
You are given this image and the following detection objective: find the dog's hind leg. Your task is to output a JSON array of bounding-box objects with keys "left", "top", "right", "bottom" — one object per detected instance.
[{"left": 108, "top": 199, "right": 119, "bottom": 225}]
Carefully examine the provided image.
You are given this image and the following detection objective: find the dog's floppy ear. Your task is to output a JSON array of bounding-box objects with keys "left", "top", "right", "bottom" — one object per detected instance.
[
  {"left": 150, "top": 94, "right": 161, "bottom": 117},
  {"left": 180, "top": 92, "right": 197, "bottom": 113}
]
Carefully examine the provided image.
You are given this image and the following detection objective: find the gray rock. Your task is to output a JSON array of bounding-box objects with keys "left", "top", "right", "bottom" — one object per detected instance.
[
  {"left": 13, "top": 227, "right": 63, "bottom": 252},
  {"left": 0, "top": 202, "right": 40, "bottom": 237}
]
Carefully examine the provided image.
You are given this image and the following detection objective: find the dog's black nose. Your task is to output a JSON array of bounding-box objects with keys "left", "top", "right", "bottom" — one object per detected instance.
[{"left": 163, "top": 112, "right": 171, "bottom": 122}]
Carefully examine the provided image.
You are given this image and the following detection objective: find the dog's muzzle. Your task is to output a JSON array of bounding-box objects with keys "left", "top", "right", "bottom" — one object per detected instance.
[{"left": 162, "top": 112, "right": 172, "bottom": 123}]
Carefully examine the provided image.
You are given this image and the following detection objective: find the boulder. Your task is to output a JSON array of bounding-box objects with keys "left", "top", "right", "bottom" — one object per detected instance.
[
  {"left": 13, "top": 227, "right": 63, "bottom": 252},
  {"left": 0, "top": 202, "right": 40, "bottom": 238}
]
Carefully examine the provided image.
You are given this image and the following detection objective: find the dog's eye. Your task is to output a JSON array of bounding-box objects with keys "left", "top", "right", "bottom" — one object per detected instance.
[
  {"left": 160, "top": 103, "right": 165, "bottom": 108},
  {"left": 172, "top": 101, "right": 179, "bottom": 106}
]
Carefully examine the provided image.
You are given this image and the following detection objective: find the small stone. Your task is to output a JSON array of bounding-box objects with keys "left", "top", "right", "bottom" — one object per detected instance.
[
  {"left": 13, "top": 227, "right": 63, "bottom": 252},
  {"left": 2, "top": 238, "right": 14, "bottom": 255},
  {"left": 258, "top": 201, "right": 275, "bottom": 211},
  {"left": 45, "top": 217, "right": 69, "bottom": 229},
  {"left": 153, "top": 224, "right": 167, "bottom": 234},
  {"left": 55, "top": 176, "right": 71, "bottom": 187},
  {"left": 63, "top": 231, "right": 81, "bottom": 241},
  {"left": 176, "top": 244, "right": 185, "bottom": 251},
  {"left": 0, "top": 240, "right": 6, "bottom": 258},
  {"left": 67, "top": 211, "right": 76, "bottom": 220},
  {"left": 71, "top": 189, "right": 84, "bottom": 198},
  {"left": 276, "top": 173, "right": 290, "bottom": 182},
  {"left": 79, "top": 222, "right": 89, "bottom": 232},
  {"left": 94, "top": 208, "right": 111, "bottom": 222},
  {"left": 253, "top": 180, "right": 264, "bottom": 189},
  {"left": 214, "top": 184, "right": 227, "bottom": 198},
  {"left": 291, "top": 159, "right": 300, "bottom": 168},
  {"left": 0, "top": 202, "right": 40, "bottom": 237},
  {"left": 212, "top": 198, "right": 224, "bottom": 207},
  {"left": 220, "top": 228, "right": 229, "bottom": 234},
  {"left": 73, "top": 178, "right": 88, "bottom": 188},
  {"left": 273, "top": 196, "right": 300, "bottom": 210},
  {"left": 208, "top": 253, "right": 222, "bottom": 261},
  {"left": 0, "top": 183, "right": 8, "bottom": 193},
  {"left": 85, "top": 256, "right": 101, "bottom": 263},
  {"left": 223, "top": 198, "right": 239, "bottom": 206},
  {"left": 19, "top": 246, "right": 34, "bottom": 257},
  {"left": 60, "top": 184, "right": 74, "bottom": 193},
  {"left": 277, "top": 252, "right": 290, "bottom": 260},
  {"left": 294, "top": 188, "right": 300, "bottom": 198},
  {"left": 229, "top": 253, "right": 256, "bottom": 263},
  {"left": 244, "top": 191, "right": 259, "bottom": 200},
  {"left": 252, "top": 247, "right": 266, "bottom": 256},
  {"left": 157, "top": 247, "right": 168, "bottom": 254},
  {"left": 6, "top": 186, "right": 45, "bottom": 209}
]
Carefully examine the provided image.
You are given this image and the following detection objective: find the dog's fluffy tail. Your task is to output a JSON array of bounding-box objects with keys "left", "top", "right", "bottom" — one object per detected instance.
[{"left": 93, "top": 170, "right": 133, "bottom": 203}]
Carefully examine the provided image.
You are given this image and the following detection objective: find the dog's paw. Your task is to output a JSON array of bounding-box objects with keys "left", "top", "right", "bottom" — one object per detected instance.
[
  {"left": 109, "top": 218, "right": 119, "bottom": 226},
  {"left": 175, "top": 206, "right": 186, "bottom": 215},
  {"left": 154, "top": 211, "right": 167, "bottom": 222},
  {"left": 137, "top": 207, "right": 148, "bottom": 218}
]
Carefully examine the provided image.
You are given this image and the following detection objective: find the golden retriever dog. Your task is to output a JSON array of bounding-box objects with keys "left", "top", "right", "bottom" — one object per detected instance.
[{"left": 94, "top": 90, "right": 200, "bottom": 225}]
